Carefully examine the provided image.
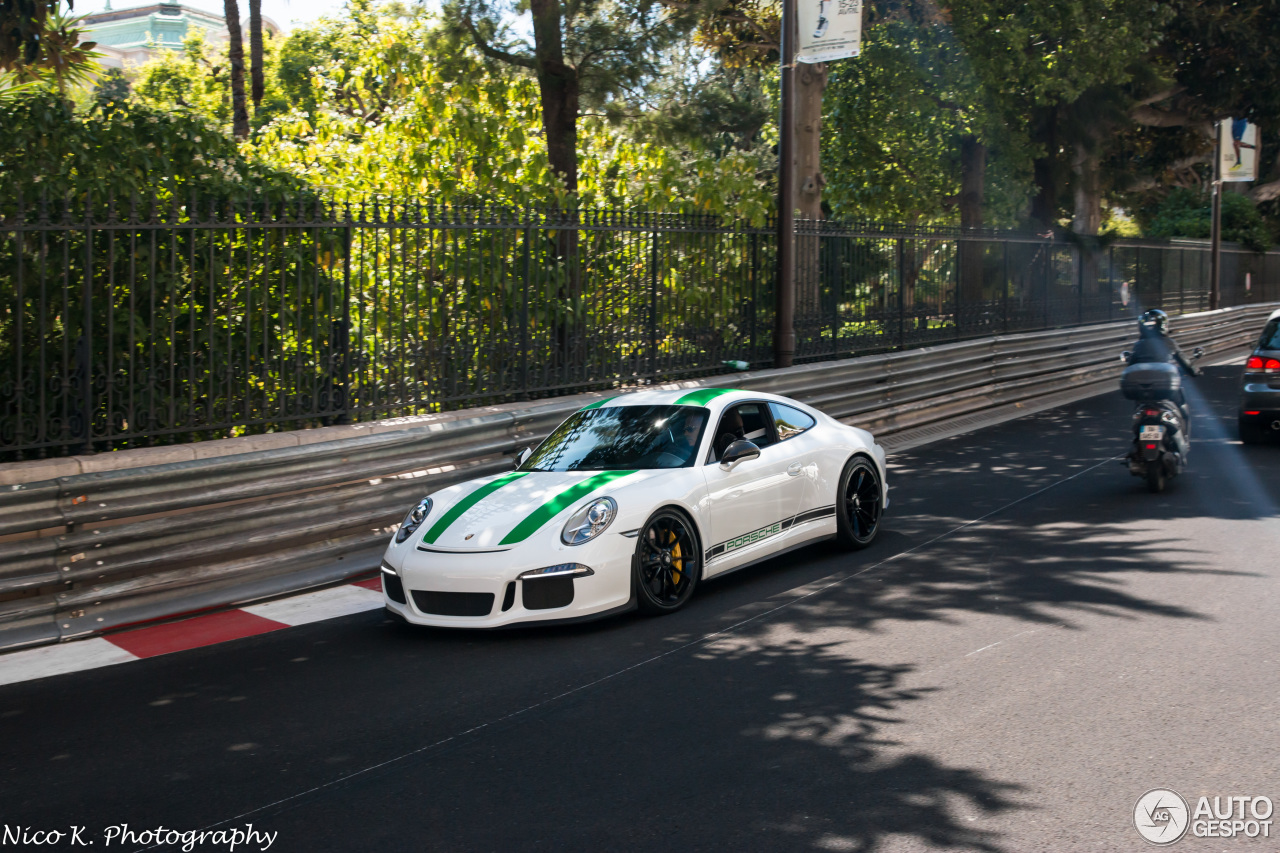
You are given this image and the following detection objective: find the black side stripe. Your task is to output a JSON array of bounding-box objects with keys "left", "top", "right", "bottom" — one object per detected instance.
[{"left": 705, "top": 506, "right": 836, "bottom": 561}]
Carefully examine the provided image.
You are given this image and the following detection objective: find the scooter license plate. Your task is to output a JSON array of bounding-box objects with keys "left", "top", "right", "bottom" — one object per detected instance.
[{"left": 1139, "top": 425, "right": 1165, "bottom": 441}]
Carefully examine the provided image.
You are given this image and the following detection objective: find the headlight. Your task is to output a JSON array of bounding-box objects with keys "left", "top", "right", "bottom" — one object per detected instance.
[
  {"left": 395, "top": 497, "right": 432, "bottom": 543},
  {"left": 561, "top": 497, "right": 617, "bottom": 546}
]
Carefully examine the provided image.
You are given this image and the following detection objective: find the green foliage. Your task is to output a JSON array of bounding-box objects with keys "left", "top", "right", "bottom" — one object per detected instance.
[
  {"left": 0, "top": 0, "right": 63, "bottom": 69},
  {"left": 0, "top": 87, "right": 308, "bottom": 204},
  {"left": 1144, "top": 188, "right": 1272, "bottom": 251},
  {"left": 821, "top": 16, "right": 1032, "bottom": 225}
]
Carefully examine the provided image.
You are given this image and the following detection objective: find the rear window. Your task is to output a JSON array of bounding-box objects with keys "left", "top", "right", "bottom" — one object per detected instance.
[
  {"left": 1259, "top": 320, "right": 1280, "bottom": 351},
  {"left": 769, "top": 403, "right": 816, "bottom": 439}
]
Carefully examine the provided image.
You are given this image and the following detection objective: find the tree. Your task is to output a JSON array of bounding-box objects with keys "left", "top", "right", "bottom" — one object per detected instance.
[
  {"left": 224, "top": 0, "right": 249, "bottom": 137},
  {"left": 449, "top": 0, "right": 696, "bottom": 193},
  {"left": 941, "top": 0, "right": 1169, "bottom": 235},
  {"left": 1, "top": 5, "right": 99, "bottom": 96},
  {"left": 0, "top": 0, "right": 65, "bottom": 69},
  {"left": 249, "top": 0, "right": 264, "bottom": 107}
]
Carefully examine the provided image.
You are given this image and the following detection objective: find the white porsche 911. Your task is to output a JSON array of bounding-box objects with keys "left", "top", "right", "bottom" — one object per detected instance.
[{"left": 380, "top": 388, "right": 889, "bottom": 627}]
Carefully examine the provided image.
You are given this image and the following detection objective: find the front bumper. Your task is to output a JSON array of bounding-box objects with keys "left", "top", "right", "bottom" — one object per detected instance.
[{"left": 380, "top": 530, "right": 635, "bottom": 628}]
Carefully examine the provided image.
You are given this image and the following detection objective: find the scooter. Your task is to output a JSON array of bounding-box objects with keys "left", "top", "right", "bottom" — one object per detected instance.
[{"left": 1119, "top": 346, "right": 1203, "bottom": 493}]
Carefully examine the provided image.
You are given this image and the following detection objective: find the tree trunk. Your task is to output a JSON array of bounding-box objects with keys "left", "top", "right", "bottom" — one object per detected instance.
[
  {"left": 1071, "top": 138, "right": 1103, "bottom": 236},
  {"left": 224, "top": 0, "right": 249, "bottom": 138},
  {"left": 958, "top": 135, "right": 986, "bottom": 304},
  {"left": 1029, "top": 109, "right": 1058, "bottom": 228},
  {"left": 794, "top": 61, "right": 826, "bottom": 323},
  {"left": 249, "top": 0, "right": 264, "bottom": 109},
  {"left": 529, "top": 0, "right": 579, "bottom": 193}
]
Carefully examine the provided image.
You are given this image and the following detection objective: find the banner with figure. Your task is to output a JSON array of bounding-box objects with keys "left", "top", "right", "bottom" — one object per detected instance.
[
  {"left": 797, "top": 0, "right": 862, "bottom": 63},
  {"left": 1220, "top": 119, "right": 1261, "bottom": 182}
]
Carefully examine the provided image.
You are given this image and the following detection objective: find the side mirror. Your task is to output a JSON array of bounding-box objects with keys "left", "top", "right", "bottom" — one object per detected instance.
[
  {"left": 516, "top": 447, "right": 532, "bottom": 468},
  {"left": 1120, "top": 351, "right": 1132, "bottom": 363},
  {"left": 1192, "top": 346, "right": 1205, "bottom": 359},
  {"left": 719, "top": 440, "right": 761, "bottom": 467}
]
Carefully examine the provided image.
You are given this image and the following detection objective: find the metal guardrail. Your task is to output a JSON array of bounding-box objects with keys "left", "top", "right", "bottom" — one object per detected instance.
[{"left": 0, "top": 303, "right": 1274, "bottom": 651}]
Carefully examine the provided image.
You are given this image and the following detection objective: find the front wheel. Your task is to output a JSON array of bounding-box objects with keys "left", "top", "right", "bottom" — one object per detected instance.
[
  {"left": 633, "top": 509, "right": 700, "bottom": 615},
  {"left": 836, "top": 456, "right": 883, "bottom": 549},
  {"left": 1145, "top": 460, "right": 1166, "bottom": 493}
]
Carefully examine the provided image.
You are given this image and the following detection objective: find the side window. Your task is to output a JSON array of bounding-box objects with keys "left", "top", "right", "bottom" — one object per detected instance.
[
  {"left": 709, "top": 403, "right": 776, "bottom": 462},
  {"left": 1259, "top": 321, "right": 1280, "bottom": 350},
  {"left": 769, "top": 403, "right": 816, "bottom": 440}
]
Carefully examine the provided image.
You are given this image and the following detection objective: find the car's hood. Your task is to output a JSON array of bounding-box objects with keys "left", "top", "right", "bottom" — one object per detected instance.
[{"left": 417, "top": 469, "right": 645, "bottom": 551}]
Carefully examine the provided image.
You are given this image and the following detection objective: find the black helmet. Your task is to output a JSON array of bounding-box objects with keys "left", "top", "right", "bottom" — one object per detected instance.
[{"left": 1139, "top": 309, "right": 1169, "bottom": 334}]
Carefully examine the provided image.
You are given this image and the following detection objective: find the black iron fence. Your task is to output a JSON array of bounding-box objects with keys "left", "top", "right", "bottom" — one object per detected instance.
[{"left": 2, "top": 197, "right": 1278, "bottom": 459}]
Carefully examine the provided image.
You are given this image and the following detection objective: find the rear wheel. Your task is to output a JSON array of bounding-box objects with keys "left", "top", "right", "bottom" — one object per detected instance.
[
  {"left": 1145, "top": 460, "right": 1166, "bottom": 493},
  {"left": 633, "top": 509, "right": 700, "bottom": 615},
  {"left": 836, "top": 456, "right": 882, "bottom": 549},
  {"left": 1239, "top": 419, "right": 1267, "bottom": 445}
]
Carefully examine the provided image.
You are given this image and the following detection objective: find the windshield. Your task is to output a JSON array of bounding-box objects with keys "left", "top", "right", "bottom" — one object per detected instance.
[{"left": 522, "top": 405, "right": 709, "bottom": 471}]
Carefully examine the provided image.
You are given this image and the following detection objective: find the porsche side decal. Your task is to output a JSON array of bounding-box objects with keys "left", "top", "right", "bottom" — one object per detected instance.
[
  {"left": 705, "top": 505, "right": 836, "bottom": 561},
  {"left": 674, "top": 387, "right": 736, "bottom": 406},
  {"left": 498, "top": 470, "right": 637, "bottom": 545},
  {"left": 422, "top": 471, "right": 528, "bottom": 545}
]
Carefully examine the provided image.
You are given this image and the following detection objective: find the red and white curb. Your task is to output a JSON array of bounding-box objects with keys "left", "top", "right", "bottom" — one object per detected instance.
[{"left": 0, "top": 578, "right": 385, "bottom": 687}]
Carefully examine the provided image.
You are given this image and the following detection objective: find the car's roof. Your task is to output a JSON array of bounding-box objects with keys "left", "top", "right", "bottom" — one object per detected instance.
[{"left": 578, "top": 387, "right": 801, "bottom": 412}]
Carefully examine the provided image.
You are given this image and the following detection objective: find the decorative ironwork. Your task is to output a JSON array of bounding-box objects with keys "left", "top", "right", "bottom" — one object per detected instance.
[{"left": 2, "top": 196, "right": 1276, "bottom": 459}]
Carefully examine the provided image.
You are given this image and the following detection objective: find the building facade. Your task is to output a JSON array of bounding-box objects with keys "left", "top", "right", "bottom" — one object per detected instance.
[{"left": 84, "top": 1, "right": 278, "bottom": 69}]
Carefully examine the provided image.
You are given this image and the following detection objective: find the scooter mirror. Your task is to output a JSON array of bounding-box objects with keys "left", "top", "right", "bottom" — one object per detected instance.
[
  {"left": 1120, "top": 351, "right": 1132, "bottom": 363},
  {"left": 1192, "top": 346, "right": 1205, "bottom": 359}
]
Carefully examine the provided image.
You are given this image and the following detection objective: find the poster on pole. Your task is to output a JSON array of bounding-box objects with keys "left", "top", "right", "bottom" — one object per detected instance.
[
  {"left": 797, "top": 0, "right": 862, "bottom": 63},
  {"left": 1220, "top": 119, "right": 1261, "bottom": 182}
]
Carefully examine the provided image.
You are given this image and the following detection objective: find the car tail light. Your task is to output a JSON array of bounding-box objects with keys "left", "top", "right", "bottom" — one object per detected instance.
[
  {"left": 1244, "top": 410, "right": 1261, "bottom": 416},
  {"left": 1145, "top": 443, "right": 1158, "bottom": 450},
  {"left": 1247, "top": 356, "right": 1280, "bottom": 372},
  {"left": 1247, "top": 356, "right": 1264, "bottom": 369},
  {"left": 1143, "top": 408, "right": 1161, "bottom": 417}
]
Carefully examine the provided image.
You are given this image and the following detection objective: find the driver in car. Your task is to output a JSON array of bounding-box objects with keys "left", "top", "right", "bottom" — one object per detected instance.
[{"left": 672, "top": 413, "right": 705, "bottom": 465}]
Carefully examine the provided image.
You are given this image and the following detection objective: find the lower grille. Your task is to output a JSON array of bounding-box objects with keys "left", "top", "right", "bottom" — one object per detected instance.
[
  {"left": 522, "top": 576, "right": 574, "bottom": 610},
  {"left": 383, "top": 573, "right": 407, "bottom": 605},
  {"left": 411, "top": 590, "right": 495, "bottom": 617}
]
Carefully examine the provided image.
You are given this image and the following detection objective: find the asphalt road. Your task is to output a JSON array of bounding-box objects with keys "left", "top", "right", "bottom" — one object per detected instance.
[{"left": 2, "top": 366, "right": 1278, "bottom": 853}]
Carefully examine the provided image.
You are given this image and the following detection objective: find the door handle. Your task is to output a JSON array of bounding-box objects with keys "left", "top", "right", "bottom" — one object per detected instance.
[{"left": 787, "top": 462, "right": 803, "bottom": 476}]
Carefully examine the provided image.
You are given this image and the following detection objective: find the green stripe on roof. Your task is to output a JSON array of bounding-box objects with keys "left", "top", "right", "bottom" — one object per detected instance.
[
  {"left": 422, "top": 471, "right": 528, "bottom": 544},
  {"left": 674, "top": 387, "right": 736, "bottom": 406},
  {"left": 498, "top": 470, "right": 636, "bottom": 545},
  {"left": 580, "top": 396, "right": 617, "bottom": 411}
]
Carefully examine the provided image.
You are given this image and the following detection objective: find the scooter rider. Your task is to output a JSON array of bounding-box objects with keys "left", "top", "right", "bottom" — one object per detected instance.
[{"left": 1126, "top": 308, "right": 1201, "bottom": 426}]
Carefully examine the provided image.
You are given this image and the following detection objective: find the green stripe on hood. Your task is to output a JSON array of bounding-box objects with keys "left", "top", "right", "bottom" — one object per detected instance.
[
  {"left": 498, "top": 470, "right": 636, "bottom": 545},
  {"left": 422, "top": 471, "right": 528, "bottom": 544},
  {"left": 675, "top": 387, "right": 735, "bottom": 406}
]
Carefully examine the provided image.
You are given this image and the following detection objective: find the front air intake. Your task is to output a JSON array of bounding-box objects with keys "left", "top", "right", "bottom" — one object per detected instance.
[
  {"left": 411, "top": 590, "right": 495, "bottom": 617},
  {"left": 522, "top": 576, "right": 575, "bottom": 610}
]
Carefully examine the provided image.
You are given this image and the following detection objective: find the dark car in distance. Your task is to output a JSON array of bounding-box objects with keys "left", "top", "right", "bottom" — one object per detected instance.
[{"left": 1239, "top": 308, "right": 1280, "bottom": 444}]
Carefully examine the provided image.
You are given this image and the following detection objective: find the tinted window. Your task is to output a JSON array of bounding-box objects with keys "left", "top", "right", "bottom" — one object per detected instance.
[
  {"left": 522, "top": 406, "right": 709, "bottom": 471},
  {"left": 769, "top": 403, "right": 816, "bottom": 439},
  {"left": 1259, "top": 320, "right": 1280, "bottom": 350},
  {"left": 710, "top": 403, "right": 776, "bottom": 461}
]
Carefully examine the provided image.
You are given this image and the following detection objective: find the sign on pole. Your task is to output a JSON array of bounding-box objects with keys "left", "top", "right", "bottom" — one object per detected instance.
[
  {"left": 797, "top": 0, "right": 861, "bottom": 63},
  {"left": 1219, "top": 119, "right": 1261, "bottom": 182}
]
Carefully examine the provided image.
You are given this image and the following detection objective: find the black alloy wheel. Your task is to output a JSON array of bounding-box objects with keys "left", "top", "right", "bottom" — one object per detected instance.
[
  {"left": 634, "top": 509, "right": 700, "bottom": 615},
  {"left": 836, "top": 456, "right": 882, "bottom": 549}
]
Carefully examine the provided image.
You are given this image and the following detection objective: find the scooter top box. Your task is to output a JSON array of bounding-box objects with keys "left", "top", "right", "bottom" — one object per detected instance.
[{"left": 1121, "top": 361, "right": 1182, "bottom": 401}]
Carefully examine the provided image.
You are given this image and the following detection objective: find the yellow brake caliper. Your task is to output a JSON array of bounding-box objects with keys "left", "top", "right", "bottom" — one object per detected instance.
[{"left": 668, "top": 530, "right": 682, "bottom": 584}]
